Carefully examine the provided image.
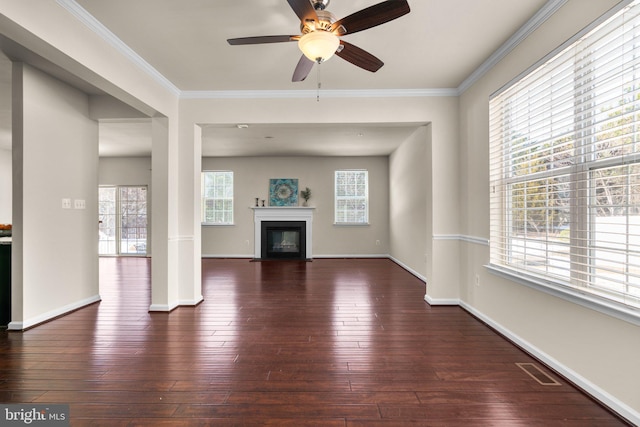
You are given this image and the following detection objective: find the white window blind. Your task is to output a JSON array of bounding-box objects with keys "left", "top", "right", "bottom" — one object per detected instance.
[
  {"left": 201, "top": 171, "right": 233, "bottom": 224},
  {"left": 335, "top": 170, "right": 369, "bottom": 224},
  {"left": 490, "top": 1, "right": 640, "bottom": 311}
]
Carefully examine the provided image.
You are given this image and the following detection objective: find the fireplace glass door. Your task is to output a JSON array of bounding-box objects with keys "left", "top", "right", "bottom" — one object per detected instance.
[
  {"left": 261, "top": 221, "right": 306, "bottom": 259},
  {"left": 268, "top": 230, "right": 299, "bottom": 253}
]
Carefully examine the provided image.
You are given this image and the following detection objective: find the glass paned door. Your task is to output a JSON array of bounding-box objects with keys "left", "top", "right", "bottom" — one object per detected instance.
[
  {"left": 119, "top": 186, "right": 147, "bottom": 255},
  {"left": 99, "top": 187, "right": 117, "bottom": 255},
  {"left": 99, "top": 186, "right": 147, "bottom": 256}
]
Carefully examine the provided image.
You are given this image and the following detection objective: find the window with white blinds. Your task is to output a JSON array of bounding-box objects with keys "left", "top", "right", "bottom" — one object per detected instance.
[
  {"left": 201, "top": 171, "right": 234, "bottom": 225},
  {"left": 489, "top": 1, "right": 640, "bottom": 311},
  {"left": 335, "top": 170, "right": 369, "bottom": 224}
]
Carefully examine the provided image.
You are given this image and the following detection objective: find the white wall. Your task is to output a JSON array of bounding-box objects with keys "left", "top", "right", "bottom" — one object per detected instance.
[
  {"left": 11, "top": 63, "right": 99, "bottom": 329},
  {"left": 201, "top": 156, "right": 389, "bottom": 257},
  {"left": 0, "top": 149, "right": 11, "bottom": 223},
  {"left": 458, "top": 0, "right": 639, "bottom": 422},
  {"left": 99, "top": 157, "right": 152, "bottom": 185},
  {"left": 389, "top": 126, "right": 429, "bottom": 278},
  {"left": 1, "top": 1, "right": 188, "bottom": 313}
]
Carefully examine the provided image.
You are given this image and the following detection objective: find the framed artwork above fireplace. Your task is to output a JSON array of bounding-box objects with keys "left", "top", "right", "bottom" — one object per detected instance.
[{"left": 269, "top": 178, "right": 298, "bottom": 206}]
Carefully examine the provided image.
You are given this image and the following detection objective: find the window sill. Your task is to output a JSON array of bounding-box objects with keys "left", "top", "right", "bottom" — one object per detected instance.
[
  {"left": 202, "top": 223, "right": 234, "bottom": 227},
  {"left": 486, "top": 264, "right": 640, "bottom": 326},
  {"left": 333, "top": 223, "right": 370, "bottom": 226}
]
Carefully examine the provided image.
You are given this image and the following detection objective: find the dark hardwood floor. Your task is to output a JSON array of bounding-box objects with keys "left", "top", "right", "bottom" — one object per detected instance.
[{"left": 0, "top": 257, "right": 629, "bottom": 426}]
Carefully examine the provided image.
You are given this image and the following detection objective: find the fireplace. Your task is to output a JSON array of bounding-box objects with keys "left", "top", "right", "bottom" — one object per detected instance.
[
  {"left": 261, "top": 221, "right": 306, "bottom": 259},
  {"left": 252, "top": 207, "right": 314, "bottom": 260}
]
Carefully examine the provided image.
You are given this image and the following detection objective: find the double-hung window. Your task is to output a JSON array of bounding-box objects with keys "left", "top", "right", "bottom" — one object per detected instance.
[
  {"left": 201, "top": 171, "right": 233, "bottom": 225},
  {"left": 335, "top": 170, "right": 369, "bottom": 224},
  {"left": 489, "top": 1, "right": 640, "bottom": 313}
]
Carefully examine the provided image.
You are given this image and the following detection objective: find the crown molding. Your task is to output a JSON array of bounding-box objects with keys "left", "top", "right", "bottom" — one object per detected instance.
[
  {"left": 58, "top": 0, "right": 566, "bottom": 100},
  {"left": 56, "top": 0, "right": 180, "bottom": 97},
  {"left": 457, "top": 0, "right": 568, "bottom": 94},
  {"left": 180, "top": 88, "right": 458, "bottom": 100}
]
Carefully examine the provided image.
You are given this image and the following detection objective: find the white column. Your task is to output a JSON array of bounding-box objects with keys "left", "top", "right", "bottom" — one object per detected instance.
[
  {"left": 150, "top": 116, "right": 180, "bottom": 311},
  {"left": 176, "top": 124, "right": 202, "bottom": 305}
]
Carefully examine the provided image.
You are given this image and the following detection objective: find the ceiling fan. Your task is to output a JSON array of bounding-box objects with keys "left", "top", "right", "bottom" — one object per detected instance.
[{"left": 227, "top": 0, "right": 410, "bottom": 82}]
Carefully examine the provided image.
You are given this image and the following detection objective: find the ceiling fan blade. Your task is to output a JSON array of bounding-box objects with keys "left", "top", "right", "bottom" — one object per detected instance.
[
  {"left": 227, "top": 35, "right": 298, "bottom": 45},
  {"left": 287, "top": 0, "right": 318, "bottom": 25},
  {"left": 336, "top": 41, "right": 384, "bottom": 73},
  {"left": 330, "top": 0, "right": 410, "bottom": 36},
  {"left": 292, "top": 55, "right": 315, "bottom": 82}
]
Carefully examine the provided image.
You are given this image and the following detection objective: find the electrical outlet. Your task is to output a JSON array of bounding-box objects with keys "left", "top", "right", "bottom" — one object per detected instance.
[{"left": 375, "top": 240, "right": 381, "bottom": 246}]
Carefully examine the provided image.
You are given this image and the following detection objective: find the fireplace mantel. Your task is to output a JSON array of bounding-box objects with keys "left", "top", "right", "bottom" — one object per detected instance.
[{"left": 251, "top": 207, "right": 314, "bottom": 259}]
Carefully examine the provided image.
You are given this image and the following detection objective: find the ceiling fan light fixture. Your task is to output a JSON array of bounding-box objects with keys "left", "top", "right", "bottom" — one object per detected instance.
[{"left": 298, "top": 31, "right": 340, "bottom": 63}]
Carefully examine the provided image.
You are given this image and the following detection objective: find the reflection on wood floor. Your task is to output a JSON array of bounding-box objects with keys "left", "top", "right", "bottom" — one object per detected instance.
[{"left": 0, "top": 257, "right": 629, "bottom": 426}]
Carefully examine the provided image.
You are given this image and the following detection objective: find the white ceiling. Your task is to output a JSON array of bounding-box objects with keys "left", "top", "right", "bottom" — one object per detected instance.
[
  {"left": 75, "top": 0, "right": 547, "bottom": 91},
  {"left": 97, "top": 120, "right": 427, "bottom": 157},
  {"left": 1, "top": 0, "right": 550, "bottom": 156}
]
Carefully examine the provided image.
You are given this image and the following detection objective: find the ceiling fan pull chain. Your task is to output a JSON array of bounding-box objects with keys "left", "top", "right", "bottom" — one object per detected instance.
[{"left": 317, "top": 62, "right": 321, "bottom": 102}]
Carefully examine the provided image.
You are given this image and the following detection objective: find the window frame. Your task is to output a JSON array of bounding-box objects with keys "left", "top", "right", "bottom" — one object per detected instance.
[
  {"left": 201, "top": 170, "right": 234, "bottom": 226},
  {"left": 488, "top": 0, "right": 640, "bottom": 325},
  {"left": 334, "top": 169, "right": 370, "bottom": 225}
]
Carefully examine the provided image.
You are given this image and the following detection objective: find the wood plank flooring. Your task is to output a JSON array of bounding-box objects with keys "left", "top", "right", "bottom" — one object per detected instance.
[{"left": 0, "top": 257, "right": 630, "bottom": 426}]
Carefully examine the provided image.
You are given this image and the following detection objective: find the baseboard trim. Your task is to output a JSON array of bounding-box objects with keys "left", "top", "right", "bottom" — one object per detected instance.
[
  {"left": 148, "top": 303, "right": 179, "bottom": 312},
  {"left": 202, "top": 254, "right": 252, "bottom": 259},
  {"left": 8, "top": 294, "right": 102, "bottom": 331},
  {"left": 178, "top": 296, "right": 204, "bottom": 306},
  {"left": 389, "top": 256, "right": 427, "bottom": 282},
  {"left": 459, "top": 300, "right": 640, "bottom": 426},
  {"left": 309, "top": 254, "right": 391, "bottom": 260},
  {"left": 423, "top": 294, "right": 460, "bottom": 306},
  {"left": 202, "top": 254, "right": 395, "bottom": 260}
]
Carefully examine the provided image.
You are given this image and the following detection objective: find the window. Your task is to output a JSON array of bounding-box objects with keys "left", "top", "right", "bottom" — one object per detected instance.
[
  {"left": 201, "top": 171, "right": 233, "bottom": 225},
  {"left": 335, "top": 170, "right": 369, "bottom": 224},
  {"left": 489, "top": 1, "right": 640, "bottom": 312}
]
